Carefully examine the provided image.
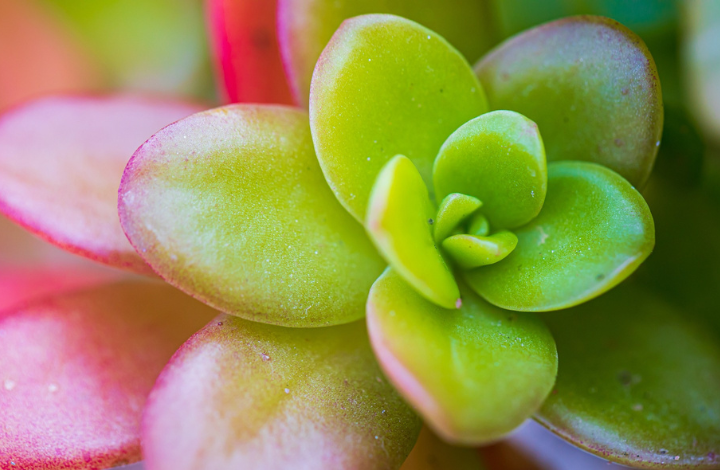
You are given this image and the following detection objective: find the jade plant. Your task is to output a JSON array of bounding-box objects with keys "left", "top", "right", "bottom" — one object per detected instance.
[{"left": 2, "top": 5, "right": 719, "bottom": 470}]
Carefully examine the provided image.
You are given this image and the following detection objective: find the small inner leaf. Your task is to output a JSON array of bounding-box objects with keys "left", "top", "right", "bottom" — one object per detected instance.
[
  {"left": 442, "top": 232, "right": 518, "bottom": 269},
  {"left": 433, "top": 110, "right": 546, "bottom": 229},
  {"left": 433, "top": 193, "right": 482, "bottom": 243},
  {"left": 467, "top": 212, "right": 490, "bottom": 237},
  {"left": 367, "top": 155, "right": 460, "bottom": 309}
]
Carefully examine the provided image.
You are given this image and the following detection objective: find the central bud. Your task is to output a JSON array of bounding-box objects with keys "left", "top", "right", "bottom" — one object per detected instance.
[{"left": 433, "top": 193, "right": 518, "bottom": 270}]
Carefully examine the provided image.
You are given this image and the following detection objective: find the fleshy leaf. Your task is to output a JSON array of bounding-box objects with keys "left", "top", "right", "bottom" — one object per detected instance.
[
  {"left": 465, "top": 161, "right": 654, "bottom": 312},
  {"left": 367, "top": 268, "right": 558, "bottom": 445},
  {"left": 434, "top": 110, "right": 546, "bottom": 229},
  {"left": 475, "top": 16, "right": 663, "bottom": 188},
  {"left": 468, "top": 212, "right": 490, "bottom": 237},
  {"left": 0, "top": 268, "right": 119, "bottom": 311},
  {"left": 401, "top": 426, "right": 487, "bottom": 470},
  {"left": 142, "top": 314, "right": 420, "bottom": 470},
  {"left": 0, "top": 95, "right": 202, "bottom": 275},
  {"left": 120, "top": 105, "right": 384, "bottom": 327},
  {"left": 367, "top": 155, "right": 459, "bottom": 309},
  {"left": 434, "top": 193, "right": 483, "bottom": 243},
  {"left": 278, "top": 0, "right": 497, "bottom": 106},
  {"left": 537, "top": 284, "right": 720, "bottom": 468},
  {"left": 207, "top": 0, "right": 294, "bottom": 105},
  {"left": 0, "top": 280, "right": 217, "bottom": 470},
  {"left": 310, "top": 14, "right": 489, "bottom": 222},
  {"left": 442, "top": 232, "right": 518, "bottom": 269}
]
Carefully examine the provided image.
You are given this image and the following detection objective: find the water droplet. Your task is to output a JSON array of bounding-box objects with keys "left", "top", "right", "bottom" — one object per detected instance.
[
  {"left": 4, "top": 379, "right": 15, "bottom": 391},
  {"left": 48, "top": 384, "right": 58, "bottom": 393},
  {"left": 284, "top": 388, "right": 290, "bottom": 394},
  {"left": 261, "top": 353, "right": 271, "bottom": 362},
  {"left": 632, "top": 403, "right": 643, "bottom": 411}
]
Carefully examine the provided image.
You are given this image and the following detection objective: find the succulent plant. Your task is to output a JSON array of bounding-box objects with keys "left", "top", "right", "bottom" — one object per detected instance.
[{"left": 1, "top": 2, "right": 719, "bottom": 470}]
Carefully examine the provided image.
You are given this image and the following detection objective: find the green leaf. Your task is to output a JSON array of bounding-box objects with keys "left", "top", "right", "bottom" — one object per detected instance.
[
  {"left": 278, "top": 0, "right": 498, "bottom": 106},
  {"left": 433, "top": 110, "right": 546, "bottom": 229},
  {"left": 434, "top": 193, "right": 483, "bottom": 243},
  {"left": 467, "top": 212, "right": 490, "bottom": 237},
  {"left": 475, "top": 16, "right": 663, "bottom": 188},
  {"left": 367, "top": 268, "right": 557, "bottom": 445},
  {"left": 442, "top": 232, "right": 517, "bottom": 269},
  {"left": 465, "top": 161, "right": 654, "bottom": 312},
  {"left": 142, "top": 315, "right": 421, "bottom": 470},
  {"left": 119, "top": 105, "right": 385, "bottom": 327},
  {"left": 310, "top": 14, "right": 488, "bottom": 222},
  {"left": 537, "top": 284, "right": 720, "bottom": 468},
  {"left": 366, "top": 155, "right": 460, "bottom": 309}
]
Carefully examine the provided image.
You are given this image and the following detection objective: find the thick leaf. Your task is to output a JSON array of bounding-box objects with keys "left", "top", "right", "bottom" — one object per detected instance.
[
  {"left": 476, "top": 16, "right": 663, "bottom": 188},
  {"left": 367, "top": 268, "right": 557, "bottom": 445},
  {"left": 0, "top": 268, "right": 119, "bottom": 311},
  {"left": 278, "top": 0, "right": 497, "bottom": 106},
  {"left": 685, "top": 0, "right": 720, "bottom": 142},
  {"left": 0, "top": 95, "right": 201, "bottom": 275},
  {"left": 443, "top": 232, "right": 518, "bottom": 269},
  {"left": 468, "top": 212, "right": 490, "bottom": 237},
  {"left": 142, "top": 314, "right": 420, "bottom": 470},
  {"left": 120, "top": 105, "right": 384, "bottom": 327},
  {"left": 537, "top": 284, "right": 720, "bottom": 469},
  {"left": 0, "top": 281, "right": 217, "bottom": 470},
  {"left": 434, "top": 193, "right": 483, "bottom": 243},
  {"left": 310, "top": 14, "right": 488, "bottom": 222},
  {"left": 401, "top": 426, "right": 486, "bottom": 470},
  {"left": 207, "top": 0, "right": 294, "bottom": 105},
  {"left": 466, "top": 162, "right": 653, "bottom": 312},
  {"left": 367, "top": 155, "right": 460, "bottom": 309},
  {"left": 0, "top": 0, "right": 100, "bottom": 109},
  {"left": 434, "top": 110, "right": 546, "bottom": 229}
]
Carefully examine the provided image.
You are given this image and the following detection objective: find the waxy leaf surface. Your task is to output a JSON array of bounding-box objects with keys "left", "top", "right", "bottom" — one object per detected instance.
[
  {"left": 0, "top": 281, "right": 217, "bottom": 470},
  {"left": 120, "top": 105, "right": 384, "bottom": 327},
  {"left": 0, "top": 95, "right": 201, "bottom": 275},
  {"left": 208, "top": 0, "right": 294, "bottom": 105},
  {"left": 278, "top": 0, "right": 497, "bottom": 106},
  {"left": 537, "top": 285, "right": 720, "bottom": 469},
  {"left": 310, "top": 14, "right": 488, "bottom": 222},
  {"left": 367, "top": 268, "right": 557, "bottom": 445},
  {"left": 367, "top": 155, "right": 460, "bottom": 309},
  {"left": 142, "top": 314, "right": 420, "bottom": 470},
  {"left": 476, "top": 16, "right": 663, "bottom": 188},
  {"left": 466, "top": 162, "right": 654, "bottom": 312},
  {"left": 434, "top": 193, "right": 483, "bottom": 243},
  {"left": 443, "top": 232, "right": 518, "bottom": 270},
  {"left": 434, "top": 110, "right": 546, "bottom": 229}
]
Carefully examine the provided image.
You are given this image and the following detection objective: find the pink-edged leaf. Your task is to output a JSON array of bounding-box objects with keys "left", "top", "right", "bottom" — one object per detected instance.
[
  {"left": 142, "top": 314, "right": 421, "bottom": 470},
  {"left": 0, "top": 281, "right": 217, "bottom": 469},
  {"left": 120, "top": 104, "right": 384, "bottom": 327},
  {"left": 0, "top": 95, "right": 203, "bottom": 275},
  {"left": 0, "top": 0, "right": 100, "bottom": 110},
  {"left": 0, "top": 268, "right": 120, "bottom": 311},
  {"left": 207, "top": 0, "right": 295, "bottom": 105}
]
